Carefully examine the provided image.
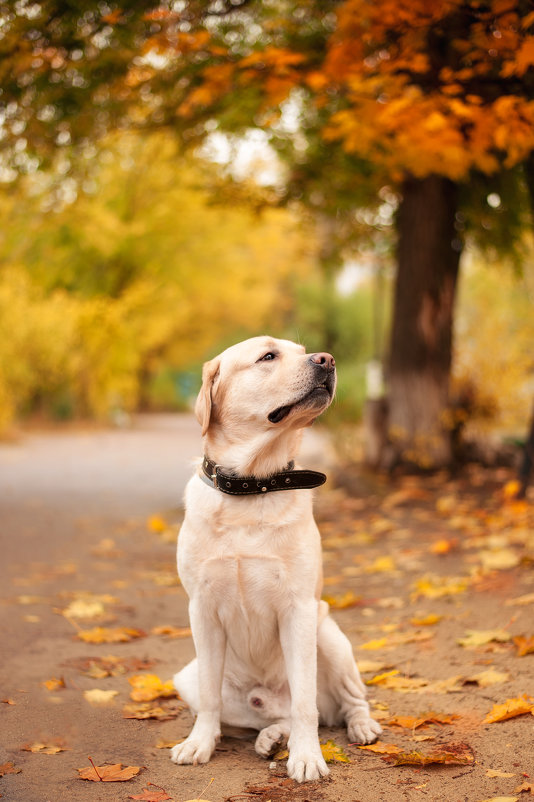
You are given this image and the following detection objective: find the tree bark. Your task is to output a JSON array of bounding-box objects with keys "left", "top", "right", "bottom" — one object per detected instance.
[{"left": 385, "top": 174, "right": 461, "bottom": 468}]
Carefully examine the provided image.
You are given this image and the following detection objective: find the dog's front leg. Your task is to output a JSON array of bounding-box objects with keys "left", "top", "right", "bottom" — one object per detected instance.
[
  {"left": 279, "top": 600, "right": 330, "bottom": 782},
  {"left": 171, "top": 599, "right": 226, "bottom": 766}
]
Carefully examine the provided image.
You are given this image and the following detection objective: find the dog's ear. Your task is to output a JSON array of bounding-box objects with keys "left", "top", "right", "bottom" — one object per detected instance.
[{"left": 195, "top": 357, "right": 221, "bottom": 436}]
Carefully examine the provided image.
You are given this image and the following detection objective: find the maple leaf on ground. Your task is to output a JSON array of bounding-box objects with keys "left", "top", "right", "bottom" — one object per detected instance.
[
  {"left": 322, "top": 590, "right": 361, "bottom": 609},
  {"left": 128, "top": 783, "right": 173, "bottom": 801},
  {"left": 151, "top": 625, "right": 192, "bottom": 639},
  {"left": 484, "top": 696, "right": 534, "bottom": 724},
  {"left": 457, "top": 630, "right": 511, "bottom": 648},
  {"left": 122, "top": 702, "right": 180, "bottom": 720},
  {"left": 320, "top": 740, "right": 350, "bottom": 763},
  {"left": 513, "top": 635, "right": 534, "bottom": 657},
  {"left": 21, "top": 741, "right": 67, "bottom": 754},
  {"left": 128, "top": 674, "right": 177, "bottom": 702},
  {"left": 83, "top": 689, "right": 119, "bottom": 705},
  {"left": 42, "top": 677, "right": 65, "bottom": 691},
  {"left": 464, "top": 669, "right": 510, "bottom": 688},
  {"left": 77, "top": 626, "right": 146, "bottom": 643},
  {"left": 515, "top": 781, "right": 534, "bottom": 794},
  {"left": 356, "top": 741, "right": 404, "bottom": 755},
  {"left": 382, "top": 742, "right": 474, "bottom": 767},
  {"left": 0, "top": 761, "right": 22, "bottom": 776},
  {"left": 388, "top": 712, "right": 459, "bottom": 730},
  {"left": 77, "top": 762, "right": 143, "bottom": 782}
]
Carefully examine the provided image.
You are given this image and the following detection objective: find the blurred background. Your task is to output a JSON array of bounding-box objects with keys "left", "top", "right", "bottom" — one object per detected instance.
[{"left": 1, "top": 0, "right": 534, "bottom": 472}]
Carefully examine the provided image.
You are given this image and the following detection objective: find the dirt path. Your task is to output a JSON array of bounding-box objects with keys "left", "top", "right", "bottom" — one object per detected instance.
[{"left": 1, "top": 417, "right": 533, "bottom": 802}]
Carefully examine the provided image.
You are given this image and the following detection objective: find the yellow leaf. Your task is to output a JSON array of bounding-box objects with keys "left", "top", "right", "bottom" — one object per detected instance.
[
  {"left": 477, "top": 798, "right": 518, "bottom": 802},
  {"left": 62, "top": 599, "right": 106, "bottom": 619},
  {"left": 388, "top": 712, "right": 459, "bottom": 730},
  {"left": 128, "top": 674, "right": 176, "bottom": 702},
  {"left": 410, "top": 614, "right": 443, "bottom": 626},
  {"left": 411, "top": 575, "right": 469, "bottom": 600},
  {"left": 83, "top": 689, "right": 119, "bottom": 705},
  {"left": 322, "top": 590, "right": 361, "bottom": 609},
  {"left": 486, "top": 769, "right": 516, "bottom": 778},
  {"left": 484, "top": 696, "right": 534, "bottom": 724},
  {"left": 465, "top": 669, "right": 510, "bottom": 687},
  {"left": 155, "top": 739, "right": 181, "bottom": 749},
  {"left": 365, "top": 556, "right": 396, "bottom": 573},
  {"left": 360, "top": 638, "right": 388, "bottom": 651},
  {"left": 147, "top": 515, "right": 168, "bottom": 533},
  {"left": 457, "top": 630, "right": 511, "bottom": 647},
  {"left": 366, "top": 669, "right": 399, "bottom": 686},
  {"left": 22, "top": 741, "right": 66, "bottom": 754},
  {"left": 383, "top": 742, "right": 474, "bottom": 767},
  {"left": 77, "top": 626, "right": 145, "bottom": 643},
  {"left": 320, "top": 739, "right": 350, "bottom": 763},
  {"left": 357, "top": 740, "right": 404, "bottom": 755}
]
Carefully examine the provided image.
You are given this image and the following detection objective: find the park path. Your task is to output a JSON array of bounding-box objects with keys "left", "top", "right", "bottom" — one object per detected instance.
[{"left": 0, "top": 416, "right": 533, "bottom": 802}]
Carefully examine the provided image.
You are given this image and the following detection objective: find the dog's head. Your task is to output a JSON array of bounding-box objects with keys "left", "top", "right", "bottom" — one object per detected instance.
[{"left": 195, "top": 336, "right": 336, "bottom": 437}]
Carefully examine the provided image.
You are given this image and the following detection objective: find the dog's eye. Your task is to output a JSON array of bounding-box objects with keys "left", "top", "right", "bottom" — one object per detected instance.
[{"left": 258, "top": 352, "right": 277, "bottom": 362}]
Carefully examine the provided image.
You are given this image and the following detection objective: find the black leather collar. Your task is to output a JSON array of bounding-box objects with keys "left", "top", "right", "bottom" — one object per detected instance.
[{"left": 200, "top": 456, "right": 326, "bottom": 495}]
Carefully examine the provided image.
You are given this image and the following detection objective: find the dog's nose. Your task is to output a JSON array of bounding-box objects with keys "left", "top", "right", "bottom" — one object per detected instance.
[{"left": 310, "top": 352, "right": 336, "bottom": 370}]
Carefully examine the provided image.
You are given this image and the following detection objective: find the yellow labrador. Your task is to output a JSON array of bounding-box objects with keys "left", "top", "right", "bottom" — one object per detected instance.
[{"left": 171, "top": 336, "right": 381, "bottom": 782}]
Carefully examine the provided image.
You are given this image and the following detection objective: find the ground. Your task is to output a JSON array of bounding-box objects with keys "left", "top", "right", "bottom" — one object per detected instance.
[{"left": 1, "top": 415, "right": 533, "bottom": 802}]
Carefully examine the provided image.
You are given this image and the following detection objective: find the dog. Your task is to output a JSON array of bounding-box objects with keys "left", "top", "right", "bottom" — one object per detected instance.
[{"left": 171, "top": 336, "right": 381, "bottom": 782}]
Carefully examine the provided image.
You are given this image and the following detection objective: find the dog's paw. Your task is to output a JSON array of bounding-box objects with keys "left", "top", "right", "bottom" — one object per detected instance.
[
  {"left": 287, "top": 749, "right": 330, "bottom": 782},
  {"left": 255, "top": 722, "right": 289, "bottom": 758},
  {"left": 170, "top": 735, "right": 216, "bottom": 766},
  {"left": 347, "top": 714, "right": 382, "bottom": 745}
]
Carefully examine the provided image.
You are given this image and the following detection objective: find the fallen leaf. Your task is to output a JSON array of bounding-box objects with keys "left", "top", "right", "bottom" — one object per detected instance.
[
  {"left": 410, "top": 614, "right": 443, "bottom": 626},
  {"left": 62, "top": 599, "right": 106, "bottom": 619},
  {"left": 22, "top": 741, "right": 66, "bottom": 754},
  {"left": 486, "top": 769, "right": 516, "bottom": 778},
  {"left": 320, "top": 739, "right": 350, "bottom": 763},
  {"left": 484, "top": 696, "right": 534, "bottom": 723},
  {"left": 430, "top": 538, "right": 459, "bottom": 555},
  {"left": 128, "top": 674, "right": 177, "bottom": 702},
  {"left": 476, "top": 798, "right": 518, "bottom": 802},
  {"left": 151, "top": 625, "right": 192, "bottom": 639},
  {"left": 83, "top": 689, "right": 119, "bottom": 705},
  {"left": 0, "top": 761, "right": 22, "bottom": 775},
  {"left": 515, "top": 781, "right": 534, "bottom": 794},
  {"left": 383, "top": 742, "right": 474, "bottom": 767},
  {"left": 322, "top": 590, "right": 361, "bottom": 609},
  {"left": 77, "top": 626, "right": 145, "bottom": 643},
  {"left": 364, "top": 556, "right": 396, "bottom": 573},
  {"left": 360, "top": 637, "right": 388, "bottom": 651},
  {"left": 479, "top": 549, "right": 521, "bottom": 571},
  {"left": 388, "top": 712, "right": 459, "bottom": 730},
  {"left": 77, "top": 762, "right": 143, "bottom": 782},
  {"left": 465, "top": 669, "right": 510, "bottom": 687},
  {"left": 122, "top": 702, "right": 180, "bottom": 720},
  {"left": 42, "top": 677, "right": 65, "bottom": 691},
  {"left": 155, "top": 739, "right": 181, "bottom": 749},
  {"left": 66, "top": 655, "right": 156, "bottom": 677},
  {"left": 513, "top": 636, "right": 534, "bottom": 657},
  {"left": 356, "top": 741, "right": 404, "bottom": 755},
  {"left": 457, "top": 630, "right": 511, "bottom": 648},
  {"left": 128, "top": 784, "right": 173, "bottom": 801},
  {"left": 147, "top": 515, "right": 168, "bottom": 533},
  {"left": 411, "top": 575, "right": 469, "bottom": 600},
  {"left": 2, "top": 698, "right": 16, "bottom": 705}
]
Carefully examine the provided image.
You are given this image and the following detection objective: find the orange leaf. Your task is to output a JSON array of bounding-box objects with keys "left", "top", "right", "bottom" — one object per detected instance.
[
  {"left": 77, "top": 762, "right": 143, "bottom": 782},
  {"left": 77, "top": 626, "right": 145, "bottom": 643},
  {"left": 388, "top": 712, "right": 459, "bottom": 730},
  {"left": 484, "top": 696, "right": 534, "bottom": 723},
  {"left": 122, "top": 702, "right": 180, "bottom": 720},
  {"left": 356, "top": 740, "right": 404, "bottom": 755},
  {"left": 42, "top": 676, "right": 65, "bottom": 691},
  {"left": 128, "top": 674, "right": 177, "bottom": 702},
  {"left": 151, "top": 625, "right": 192, "bottom": 639},
  {"left": 0, "top": 761, "right": 22, "bottom": 776},
  {"left": 513, "top": 636, "right": 534, "bottom": 657}
]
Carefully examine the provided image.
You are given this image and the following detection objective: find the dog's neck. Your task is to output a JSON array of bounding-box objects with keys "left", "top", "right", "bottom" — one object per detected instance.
[{"left": 203, "top": 426, "right": 304, "bottom": 478}]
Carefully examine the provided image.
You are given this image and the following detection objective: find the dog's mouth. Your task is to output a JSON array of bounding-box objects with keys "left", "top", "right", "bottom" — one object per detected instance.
[{"left": 268, "top": 377, "right": 335, "bottom": 424}]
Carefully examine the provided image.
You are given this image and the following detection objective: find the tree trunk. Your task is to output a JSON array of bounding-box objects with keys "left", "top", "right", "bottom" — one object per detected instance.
[{"left": 385, "top": 174, "right": 461, "bottom": 469}]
